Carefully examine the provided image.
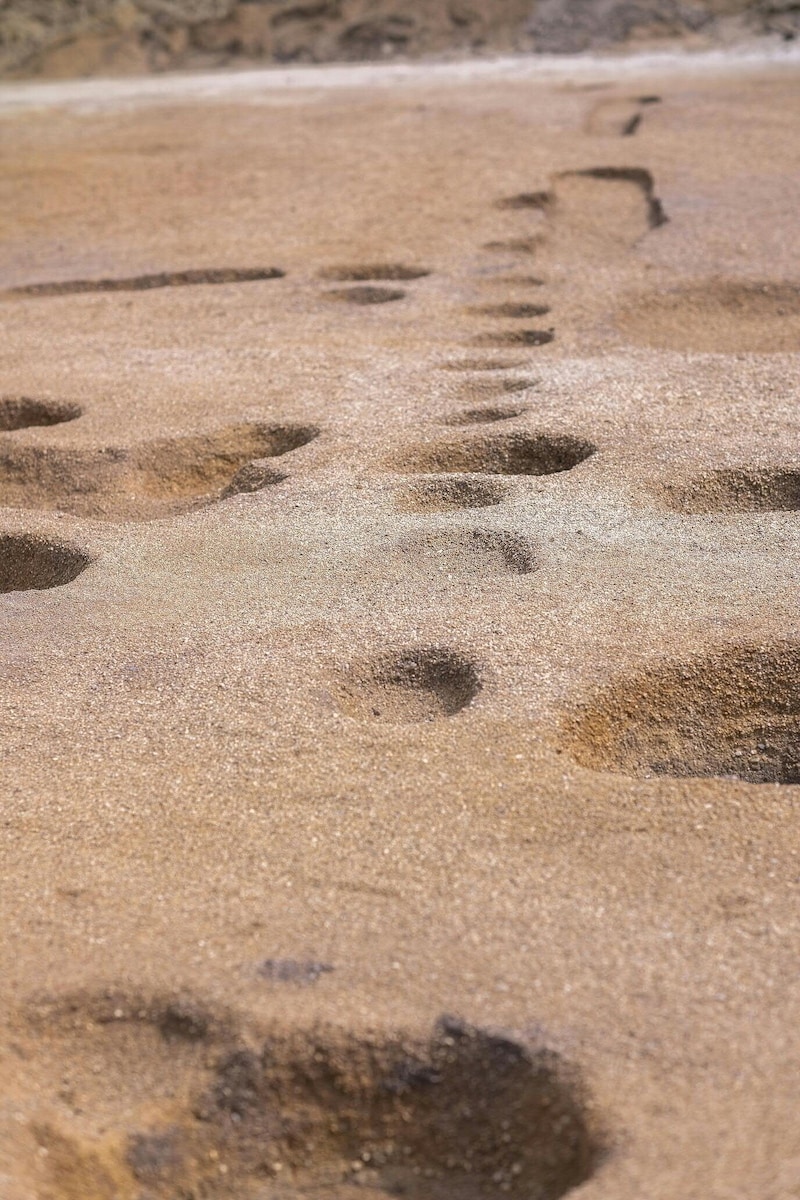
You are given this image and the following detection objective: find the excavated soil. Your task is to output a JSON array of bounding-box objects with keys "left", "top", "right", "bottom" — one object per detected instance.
[{"left": 1, "top": 49, "right": 800, "bottom": 1200}]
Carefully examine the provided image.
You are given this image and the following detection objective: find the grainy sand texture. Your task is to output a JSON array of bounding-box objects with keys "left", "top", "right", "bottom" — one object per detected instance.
[{"left": 0, "top": 48, "right": 799, "bottom": 1200}]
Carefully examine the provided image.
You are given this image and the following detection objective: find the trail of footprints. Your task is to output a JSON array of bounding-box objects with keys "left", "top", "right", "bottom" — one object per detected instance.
[
  {"left": 1, "top": 163, "right": 799, "bottom": 766},
  {"left": 3, "top": 138, "right": 800, "bottom": 1200}
]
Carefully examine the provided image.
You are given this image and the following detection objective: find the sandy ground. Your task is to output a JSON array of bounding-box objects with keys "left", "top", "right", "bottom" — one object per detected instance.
[{"left": 0, "top": 48, "right": 799, "bottom": 1200}]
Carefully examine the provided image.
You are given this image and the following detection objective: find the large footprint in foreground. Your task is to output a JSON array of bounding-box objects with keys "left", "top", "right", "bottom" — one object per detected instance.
[
  {"left": 10, "top": 988, "right": 603, "bottom": 1200},
  {"left": 0, "top": 422, "right": 319, "bottom": 521}
]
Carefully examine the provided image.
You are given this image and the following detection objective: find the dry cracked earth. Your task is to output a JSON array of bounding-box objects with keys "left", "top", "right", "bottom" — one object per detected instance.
[{"left": 0, "top": 51, "right": 799, "bottom": 1200}]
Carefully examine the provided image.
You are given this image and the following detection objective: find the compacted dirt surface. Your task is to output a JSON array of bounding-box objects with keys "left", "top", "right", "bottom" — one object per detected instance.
[{"left": 0, "top": 48, "right": 799, "bottom": 1200}]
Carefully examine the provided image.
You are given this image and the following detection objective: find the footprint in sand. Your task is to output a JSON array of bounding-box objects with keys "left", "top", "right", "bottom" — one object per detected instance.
[
  {"left": 336, "top": 646, "right": 482, "bottom": 722},
  {"left": 15, "top": 992, "right": 602, "bottom": 1200},
  {"left": 395, "top": 476, "right": 509, "bottom": 512},
  {"left": 614, "top": 279, "right": 800, "bottom": 353},
  {"left": 491, "top": 164, "right": 668, "bottom": 265},
  {"left": 0, "top": 421, "right": 319, "bottom": 521},
  {"left": 324, "top": 284, "right": 406, "bottom": 305},
  {"left": 6, "top": 267, "right": 286, "bottom": 297},
  {"left": 563, "top": 642, "right": 800, "bottom": 785},
  {"left": 438, "top": 357, "right": 533, "bottom": 371},
  {"left": 390, "top": 429, "right": 595, "bottom": 477},
  {"left": 652, "top": 465, "right": 800, "bottom": 513},
  {"left": 317, "top": 262, "right": 430, "bottom": 282},
  {"left": 387, "top": 528, "right": 539, "bottom": 580}
]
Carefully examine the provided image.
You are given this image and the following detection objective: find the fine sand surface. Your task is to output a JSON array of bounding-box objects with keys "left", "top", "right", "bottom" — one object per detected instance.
[{"left": 0, "top": 50, "right": 799, "bottom": 1200}]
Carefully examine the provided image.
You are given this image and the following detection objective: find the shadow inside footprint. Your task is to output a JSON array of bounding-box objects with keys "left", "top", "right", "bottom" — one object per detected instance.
[
  {"left": 474, "top": 330, "right": 555, "bottom": 348},
  {"left": 336, "top": 647, "right": 482, "bottom": 722},
  {"left": 0, "top": 396, "right": 81, "bottom": 430},
  {"left": 9, "top": 267, "right": 285, "bottom": 297},
  {"left": 495, "top": 191, "right": 553, "bottom": 211},
  {"left": 324, "top": 285, "right": 405, "bottom": 304},
  {"left": 318, "top": 263, "right": 430, "bottom": 281},
  {"left": 393, "top": 431, "right": 594, "bottom": 477},
  {"left": 439, "top": 358, "right": 531, "bottom": 371},
  {"left": 0, "top": 532, "right": 92, "bottom": 592},
  {"left": 468, "top": 303, "right": 551, "bottom": 319}
]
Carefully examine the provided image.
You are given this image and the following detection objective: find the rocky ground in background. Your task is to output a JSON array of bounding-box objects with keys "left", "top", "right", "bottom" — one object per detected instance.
[{"left": 0, "top": 0, "right": 797, "bottom": 79}]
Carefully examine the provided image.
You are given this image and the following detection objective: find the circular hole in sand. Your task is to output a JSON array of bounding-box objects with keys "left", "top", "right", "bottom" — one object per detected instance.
[
  {"left": 325, "top": 285, "right": 406, "bottom": 305},
  {"left": 390, "top": 528, "right": 537, "bottom": 576},
  {"left": 0, "top": 533, "right": 92, "bottom": 593},
  {"left": 396, "top": 476, "right": 507, "bottom": 512},
  {"left": 0, "top": 396, "right": 81, "bottom": 430},
  {"left": 394, "top": 431, "right": 595, "bottom": 477},
  {"left": 657, "top": 468, "right": 800, "bottom": 513},
  {"left": 336, "top": 647, "right": 481, "bottom": 723},
  {"left": 614, "top": 280, "right": 800, "bottom": 353},
  {"left": 563, "top": 643, "right": 800, "bottom": 783},
  {"left": 318, "top": 263, "right": 430, "bottom": 281}
]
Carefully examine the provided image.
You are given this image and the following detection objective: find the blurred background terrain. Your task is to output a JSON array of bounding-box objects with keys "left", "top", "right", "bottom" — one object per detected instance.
[{"left": 1, "top": 0, "right": 797, "bottom": 79}]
